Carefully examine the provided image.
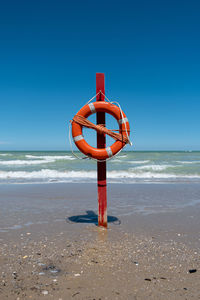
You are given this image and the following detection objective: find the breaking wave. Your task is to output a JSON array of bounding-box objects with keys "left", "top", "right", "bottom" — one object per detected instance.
[
  {"left": 133, "top": 164, "right": 174, "bottom": 171},
  {"left": 0, "top": 169, "right": 200, "bottom": 183},
  {"left": 128, "top": 160, "right": 150, "bottom": 164},
  {"left": 25, "top": 155, "right": 75, "bottom": 160},
  {"left": 176, "top": 161, "right": 200, "bottom": 164},
  {"left": 0, "top": 155, "right": 75, "bottom": 165}
]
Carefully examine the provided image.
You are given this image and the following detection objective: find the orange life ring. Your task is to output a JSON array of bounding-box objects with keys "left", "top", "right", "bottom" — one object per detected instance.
[{"left": 72, "top": 102, "right": 130, "bottom": 160}]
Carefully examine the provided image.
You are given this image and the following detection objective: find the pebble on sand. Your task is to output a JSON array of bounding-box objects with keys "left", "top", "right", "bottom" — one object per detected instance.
[
  {"left": 189, "top": 269, "right": 197, "bottom": 273},
  {"left": 42, "top": 290, "right": 49, "bottom": 295}
]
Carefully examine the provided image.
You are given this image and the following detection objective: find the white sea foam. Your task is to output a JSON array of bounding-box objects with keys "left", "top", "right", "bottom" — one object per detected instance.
[
  {"left": 128, "top": 160, "right": 150, "bottom": 164},
  {"left": 0, "top": 159, "right": 55, "bottom": 165},
  {"left": 0, "top": 169, "right": 96, "bottom": 179},
  {"left": 133, "top": 164, "right": 174, "bottom": 171},
  {"left": 0, "top": 153, "right": 12, "bottom": 156},
  {"left": 26, "top": 155, "right": 75, "bottom": 160},
  {"left": 176, "top": 161, "right": 200, "bottom": 164},
  {"left": 111, "top": 159, "right": 123, "bottom": 163},
  {"left": 0, "top": 169, "right": 199, "bottom": 181},
  {"left": 25, "top": 155, "right": 75, "bottom": 160},
  {"left": 111, "top": 155, "right": 127, "bottom": 162},
  {"left": 0, "top": 155, "right": 75, "bottom": 165},
  {"left": 111, "top": 159, "right": 150, "bottom": 164},
  {"left": 108, "top": 171, "right": 200, "bottom": 179}
]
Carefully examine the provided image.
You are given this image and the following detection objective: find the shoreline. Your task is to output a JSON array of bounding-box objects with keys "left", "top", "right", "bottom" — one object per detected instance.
[{"left": 1, "top": 182, "right": 200, "bottom": 245}]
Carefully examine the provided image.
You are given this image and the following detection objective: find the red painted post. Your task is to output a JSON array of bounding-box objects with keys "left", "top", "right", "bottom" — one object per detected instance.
[{"left": 96, "top": 73, "right": 107, "bottom": 227}]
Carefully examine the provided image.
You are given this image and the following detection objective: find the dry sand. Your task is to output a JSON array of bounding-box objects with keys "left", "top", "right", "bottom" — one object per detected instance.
[{"left": 0, "top": 183, "right": 200, "bottom": 299}]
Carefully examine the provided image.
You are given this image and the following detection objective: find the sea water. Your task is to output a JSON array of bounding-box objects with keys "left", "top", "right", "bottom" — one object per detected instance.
[{"left": 0, "top": 151, "right": 200, "bottom": 184}]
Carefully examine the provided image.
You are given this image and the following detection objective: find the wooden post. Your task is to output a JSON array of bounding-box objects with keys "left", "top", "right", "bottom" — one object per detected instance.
[{"left": 96, "top": 73, "right": 107, "bottom": 227}]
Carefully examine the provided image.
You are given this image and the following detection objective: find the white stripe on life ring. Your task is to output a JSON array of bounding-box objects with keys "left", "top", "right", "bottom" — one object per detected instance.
[
  {"left": 118, "top": 117, "right": 128, "bottom": 124},
  {"left": 74, "top": 135, "right": 84, "bottom": 142},
  {"left": 106, "top": 147, "right": 113, "bottom": 157},
  {"left": 88, "top": 103, "right": 96, "bottom": 113}
]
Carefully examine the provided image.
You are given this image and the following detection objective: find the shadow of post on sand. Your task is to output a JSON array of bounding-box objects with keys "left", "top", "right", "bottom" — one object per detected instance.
[{"left": 67, "top": 210, "right": 121, "bottom": 225}]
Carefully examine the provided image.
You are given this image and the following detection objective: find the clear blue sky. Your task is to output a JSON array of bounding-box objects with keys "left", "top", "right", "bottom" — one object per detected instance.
[{"left": 0, "top": 0, "right": 200, "bottom": 151}]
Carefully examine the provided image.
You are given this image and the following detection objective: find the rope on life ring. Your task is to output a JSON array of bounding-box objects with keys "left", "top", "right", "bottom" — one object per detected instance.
[{"left": 71, "top": 115, "right": 129, "bottom": 144}]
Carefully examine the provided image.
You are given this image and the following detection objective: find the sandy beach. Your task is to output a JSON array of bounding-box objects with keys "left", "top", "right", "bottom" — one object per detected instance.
[{"left": 0, "top": 183, "right": 200, "bottom": 299}]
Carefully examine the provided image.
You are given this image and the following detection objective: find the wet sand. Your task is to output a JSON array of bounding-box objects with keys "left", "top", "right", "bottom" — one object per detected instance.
[{"left": 0, "top": 183, "right": 200, "bottom": 299}]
